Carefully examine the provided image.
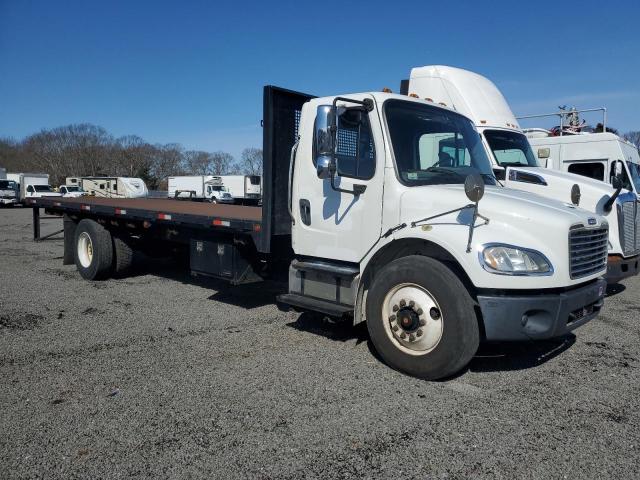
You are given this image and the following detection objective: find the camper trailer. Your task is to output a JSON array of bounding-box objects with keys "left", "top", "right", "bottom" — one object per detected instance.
[{"left": 66, "top": 177, "right": 148, "bottom": 198}]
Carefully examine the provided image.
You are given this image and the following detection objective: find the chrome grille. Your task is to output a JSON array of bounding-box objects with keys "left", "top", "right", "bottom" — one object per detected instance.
[
  {"left": 569, "top": 227, "right": 608, "bottom": 279},
  {"left": 618, "top": 200, "right": 640, "bottom": 256}
]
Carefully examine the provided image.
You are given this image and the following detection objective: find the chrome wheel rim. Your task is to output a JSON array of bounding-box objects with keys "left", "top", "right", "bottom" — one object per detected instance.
[{"left": 382, "top": 283, "right": 444, "bottom": 355}]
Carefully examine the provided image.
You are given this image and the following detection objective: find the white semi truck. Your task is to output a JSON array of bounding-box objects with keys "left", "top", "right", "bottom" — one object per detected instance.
[
  {"left": 167, "top": 175, "right": 231, "bottom": 203},
  {"left": 7, "top": 173, "right": 61, "bottom": 202},
  {"left": 404, "top": 65, "right": 639, "bottom": 283},
  {"left": 28, "top": 86, "right": 607, "bottom": 380}
]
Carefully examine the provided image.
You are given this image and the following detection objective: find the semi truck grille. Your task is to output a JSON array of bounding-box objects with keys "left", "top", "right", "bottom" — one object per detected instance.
[
  {"left": 569, "top": 227, "right": 608, "bottom": 279},
  {"left": 619, "top": 200, "right": 640, "bottom": 256}
]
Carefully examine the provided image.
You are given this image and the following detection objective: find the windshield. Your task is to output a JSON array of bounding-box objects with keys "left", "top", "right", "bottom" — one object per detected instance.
[
  {"left": 483, "top": 130, "right": 539, "bottom": 168},
  {"left": 65, "top": 186, "right": 81, "bottom": 192},
  {"left": 0, "top": 180, "right": 17, "bottom": 189},
  {"left": 33, "top": 185, "right": 52, "bottom": 192},
  {"left": 385, "top": 100, "right": 496, "bottom": 186},
  {"left": 626, "top": 161, "right": 640, "bottom": 193}
]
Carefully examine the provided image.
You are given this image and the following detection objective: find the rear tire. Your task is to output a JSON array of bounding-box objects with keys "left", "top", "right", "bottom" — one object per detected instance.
[
  {"left": 74, "top": 219, "right": 113, "bottom": 280},
  {"left": 366, "top": 255, "right": 479, "bottom": 380},
  {"left": 113, "top": 235, "right": 134, "bottom": 276}
]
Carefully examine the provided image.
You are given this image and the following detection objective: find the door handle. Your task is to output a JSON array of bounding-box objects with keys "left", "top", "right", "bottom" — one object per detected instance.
[{"left": 299, "top": 199, "right": 311, "bottom": 226}]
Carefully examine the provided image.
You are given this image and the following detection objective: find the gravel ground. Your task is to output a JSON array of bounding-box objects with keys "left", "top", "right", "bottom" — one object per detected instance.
[{"left": 1, "top": 207, "right": 639, "bottom": 479}]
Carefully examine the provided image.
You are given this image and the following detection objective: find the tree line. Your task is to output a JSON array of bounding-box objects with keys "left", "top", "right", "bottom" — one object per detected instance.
[{"left": 0, "top": 123, "right": 263, "bottom": 190}]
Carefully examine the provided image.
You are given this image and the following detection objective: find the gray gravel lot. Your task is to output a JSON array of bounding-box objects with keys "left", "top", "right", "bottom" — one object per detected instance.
[{"left": 1, "top": 207, "right": 639, "bottom": 479}]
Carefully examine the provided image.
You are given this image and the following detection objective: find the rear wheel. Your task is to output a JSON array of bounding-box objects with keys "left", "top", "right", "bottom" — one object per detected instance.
[
  {"left": 366, "top": 255, "right": 479, "bottom": 380},
  {"left": 74, "top": 219, "right": 113, "bottom": 280},
  {"left": 113, "top": 234, "right": 134, "bottom": 276}
]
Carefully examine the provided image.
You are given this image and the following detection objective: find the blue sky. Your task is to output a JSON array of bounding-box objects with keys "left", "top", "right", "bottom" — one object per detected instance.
[{"left": 1, "top": 0, "right": 638, "bottom": 159}]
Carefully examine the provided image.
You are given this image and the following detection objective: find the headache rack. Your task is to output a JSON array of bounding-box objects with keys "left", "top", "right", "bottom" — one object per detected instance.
[{"left": 569, "top": 226, "right": 608, "bottom": 279}]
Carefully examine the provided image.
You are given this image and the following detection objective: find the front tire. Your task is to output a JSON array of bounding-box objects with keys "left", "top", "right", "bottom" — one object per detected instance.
[
  {"left": 366, "top": 255, "right": 479, "bottom": 380},
  {"left": 74, "top": 219, "right": 114, "bottom": 280}
]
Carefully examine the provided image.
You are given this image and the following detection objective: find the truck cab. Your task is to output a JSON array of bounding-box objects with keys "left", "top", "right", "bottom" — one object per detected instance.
[
  {"left": 0, "top": 179, "right": 18, "bottom": 206},
  {"left": 59, "top": 185, "right": 86, "bottom": 197},
  {"left": 283, "top": 90, "right": 607, "bottom": 378},
  {"left": 405, "top": 65, "right": 639, "bottom": 283}
]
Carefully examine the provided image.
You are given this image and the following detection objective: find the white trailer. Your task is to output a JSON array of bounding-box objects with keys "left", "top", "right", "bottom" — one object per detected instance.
[
  {"left": 219, "top": 175, "right": 261, "bottom": 204},
  {"left": 167, "top": 175, "right": 229, "bottom": 202},
  {"left": 66, "top": 177, "right": 148, "bottom": 198},
  {"left": 7, "top": 173, "right": 61, "bottom": 202},
  {"left": 404, "top": 65, "right": 639, "bottom": 283}
]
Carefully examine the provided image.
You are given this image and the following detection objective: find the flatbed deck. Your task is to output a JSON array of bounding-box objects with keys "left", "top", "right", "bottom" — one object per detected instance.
[{"left": 27, "top": 196, "right": 263, "bottom": 233}]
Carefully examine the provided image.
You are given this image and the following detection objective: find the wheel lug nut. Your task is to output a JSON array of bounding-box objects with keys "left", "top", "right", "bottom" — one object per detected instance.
[
  {"left": 400, "top": 332, "right": 406, "bottom": 339},
  {"left": 392, "top": 325, "right": 399, "bottom": 332},
  {"left": 399, "top": 299, "right": 406, "bottom": 307},
  {"left": 409, "top": 300, "right": 415, "bottom": 308},
  {"left": 419, "top": 319, "right": 426, "bottom": 326},
  {"left": 416, "top": 329, "right": 423, "bottom": 337},
  {"left": 430, "top": 307, "right": 441, "bottom": 320},
  {"left": 409, "top": 333, "right": 416, "bottom": 341},
  {"left": 416, "top": 308, "right": 423, "bottom": 316},
  {"left": 389, "top": 315, "right": 396, "bottom": 322},
  {"left": 392, "top": 305, "right": 399, "bottom": 312}
]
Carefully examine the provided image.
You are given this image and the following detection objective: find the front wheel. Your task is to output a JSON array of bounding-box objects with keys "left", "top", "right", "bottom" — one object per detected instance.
[
  {"left": 209, "top": 197, "right": 217, "bottom": 204},
  {"left": 366, "top": 255, "right": 479, "bottom": 380}
]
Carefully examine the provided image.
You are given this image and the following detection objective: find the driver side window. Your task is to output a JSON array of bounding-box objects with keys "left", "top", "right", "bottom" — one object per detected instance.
[{"left": 335, "top": 109, "right": 376, "bottom": 180}]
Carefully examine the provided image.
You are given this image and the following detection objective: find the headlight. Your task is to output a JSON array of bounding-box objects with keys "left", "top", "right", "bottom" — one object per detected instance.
[{"left": 480, "top": 245, "right": 552, "bottom": 275}]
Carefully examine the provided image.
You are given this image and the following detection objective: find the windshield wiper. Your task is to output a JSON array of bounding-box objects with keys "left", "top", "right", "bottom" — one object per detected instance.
[
  {"left": 498, "top": 161, "right": 534, "bottom": 168},
  {"left": 424, "top": 167, "right": 466, "bottom": 177}
]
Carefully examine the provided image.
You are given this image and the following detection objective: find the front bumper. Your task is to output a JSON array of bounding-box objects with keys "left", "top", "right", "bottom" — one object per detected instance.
[
  {"left": 606, "top": 254, "right": 640, "bottom": 284},
  {"left": 477, "top": 278, "right": 606, "bottom": 341}
]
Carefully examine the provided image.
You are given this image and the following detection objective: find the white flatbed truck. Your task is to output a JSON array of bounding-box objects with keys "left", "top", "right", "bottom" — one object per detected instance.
[{"left": 29, "top": 85, "right": 608, "bottom": 380}]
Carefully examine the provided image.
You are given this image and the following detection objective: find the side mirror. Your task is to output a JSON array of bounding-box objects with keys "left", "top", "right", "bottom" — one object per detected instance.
[
  {"left": 464, "top": 172, "right": 485, "bottom": 203},
  {"left": 314, "top": 105, "right": 336, "bottom": 179},
  {"left": 611, "top": 174, "right": 623, "bottom": 190},
  {"left": 571, "top": 184, "right": 581, "bottom": 206}
]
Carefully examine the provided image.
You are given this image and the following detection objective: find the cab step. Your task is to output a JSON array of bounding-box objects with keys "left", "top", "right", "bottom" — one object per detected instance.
[{"left": 277, "top": 293, "right": 353, "bottom": 317}]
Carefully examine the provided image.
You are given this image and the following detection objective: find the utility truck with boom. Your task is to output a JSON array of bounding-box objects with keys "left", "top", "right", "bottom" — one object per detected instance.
[
  {"left": 28, "top": 86, "right": 608, "bottom": 380},
  {"left": 404, "top": 65, "right": 639, "bottom": 283}
]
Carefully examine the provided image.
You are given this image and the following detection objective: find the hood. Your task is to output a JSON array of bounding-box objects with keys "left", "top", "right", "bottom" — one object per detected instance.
[
  {"left": 504, "top": 166, "right": 621, "bottom": 216},
  {"left": 399, "top": 184, "right": 604, "bottom": 233}
]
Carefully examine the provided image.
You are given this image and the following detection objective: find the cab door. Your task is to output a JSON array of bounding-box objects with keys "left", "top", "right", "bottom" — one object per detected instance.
[{"left": 292, "top": 95, "right": 385, "bottom": 263}]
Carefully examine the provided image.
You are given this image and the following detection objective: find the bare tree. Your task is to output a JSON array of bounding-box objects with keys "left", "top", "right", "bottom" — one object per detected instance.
[
  {"left": 623, "top": 131, "right": 640, "bottom": 150},
  {"left": 210, "top": 151, "right": 235, "bottom": 175},
  {"left": 239, "top": 147, "right": 262, "bottom": 175},
  {"left": 183, "top": 150, "right": 213, "bottom": 175}
]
